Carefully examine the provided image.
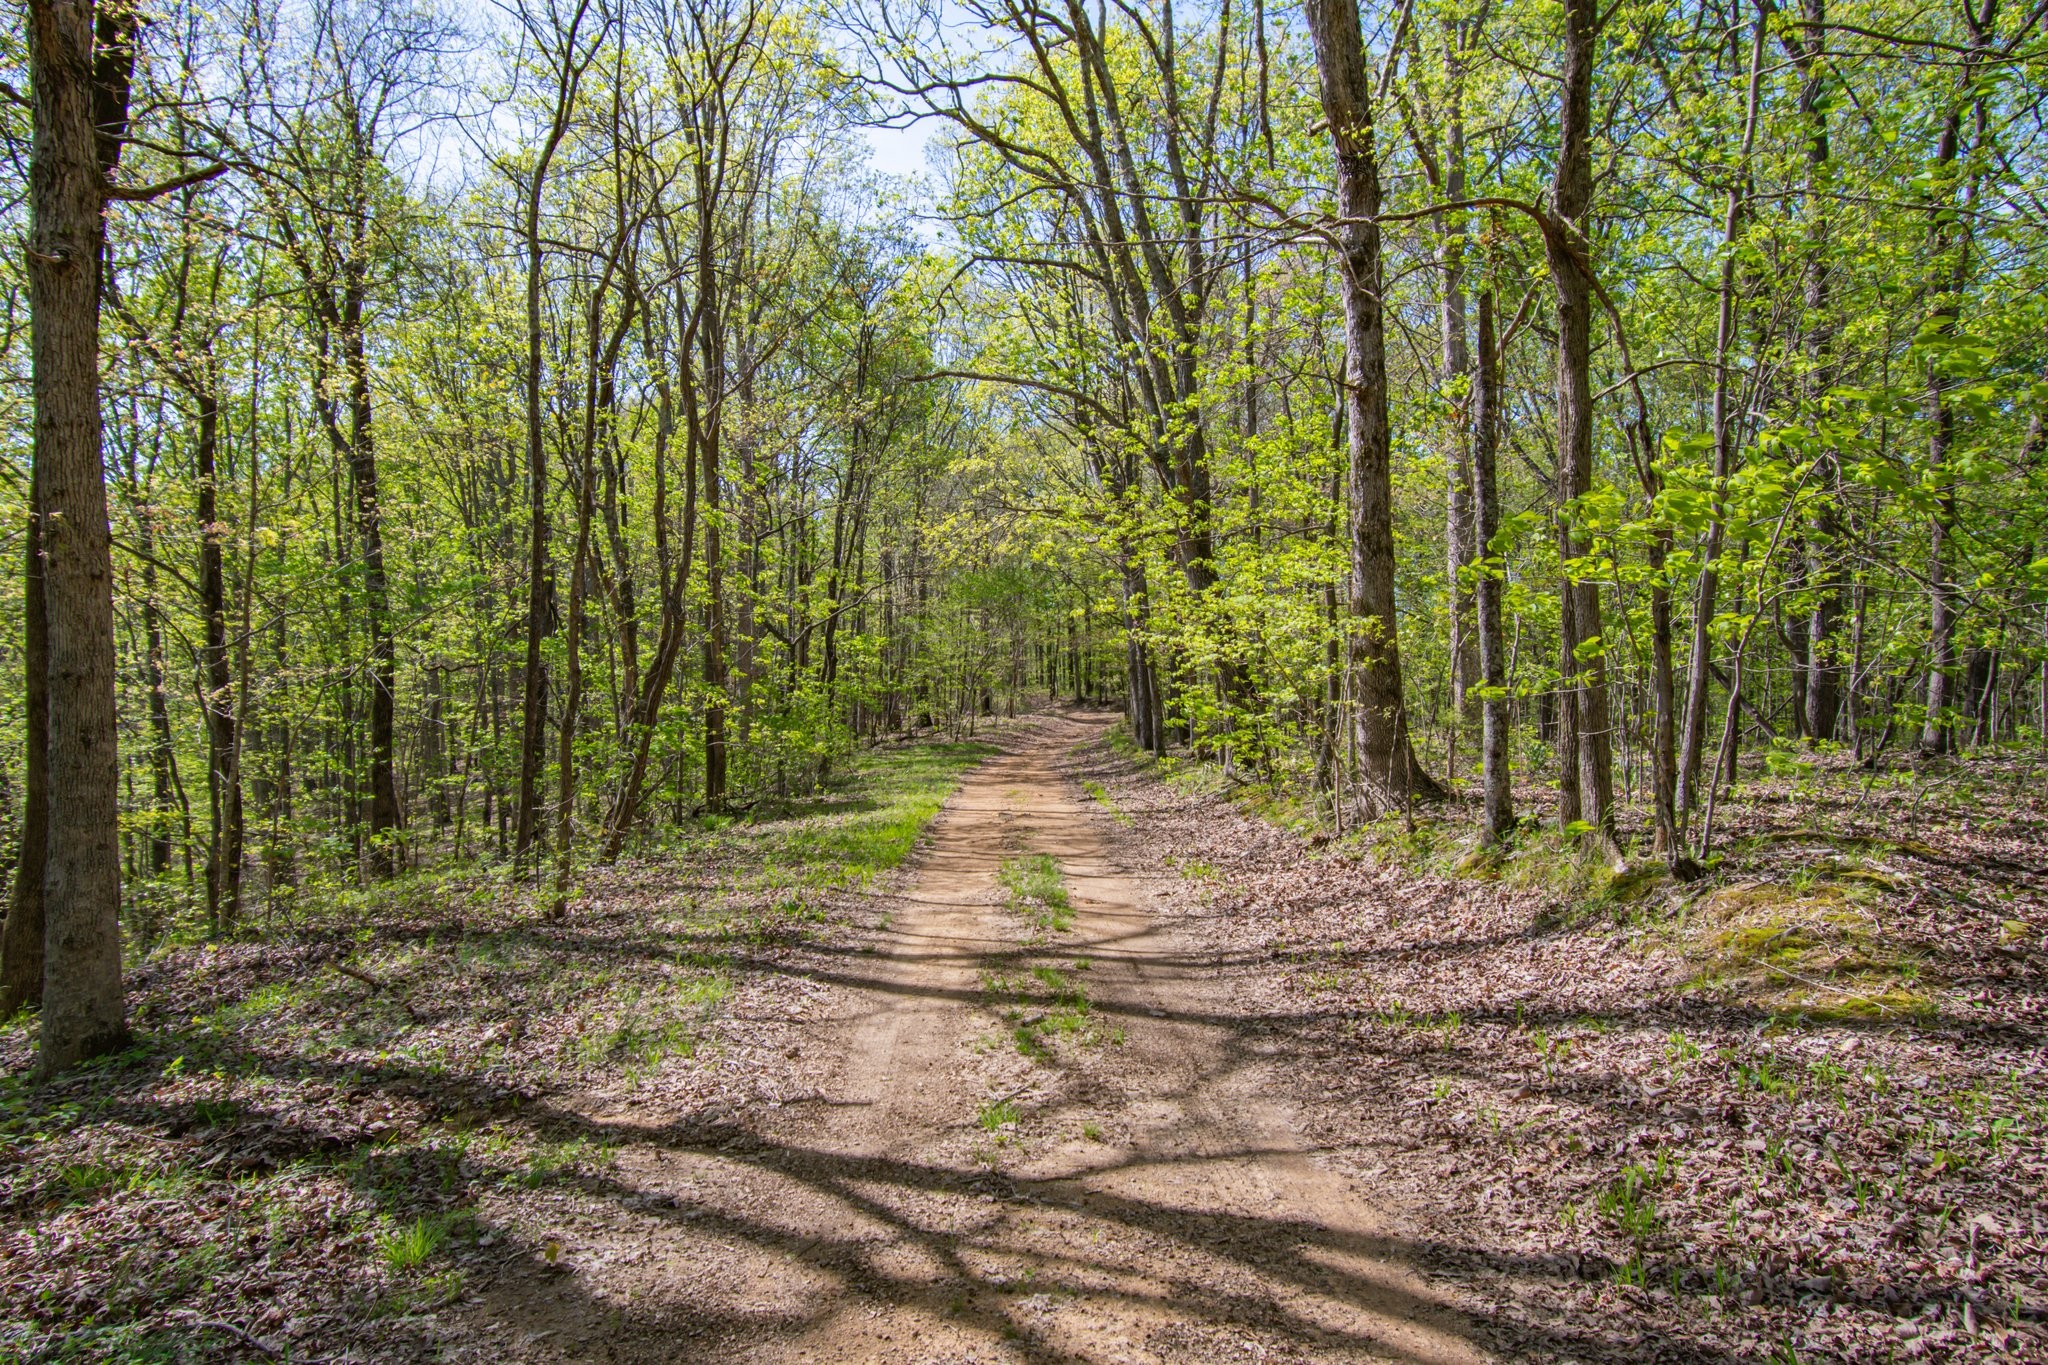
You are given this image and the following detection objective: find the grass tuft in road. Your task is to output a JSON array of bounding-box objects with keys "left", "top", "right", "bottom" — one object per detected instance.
[{"left": 999, "top": 853, "right": 1073, "bottom": 934}]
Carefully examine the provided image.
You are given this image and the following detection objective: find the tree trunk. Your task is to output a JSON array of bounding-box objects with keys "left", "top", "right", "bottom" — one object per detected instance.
[
  {"left": 512, "top": 7, "right": 595, "bottom": 870},
  {"left": 342, "top": 305, "right": 399, "bottom": 872},
  {"left": 1680, "top": 14, "right": 1767, "bottom": 816},
  {"left": 1791, "top": 0, "right": 1842, "bottom": 743},
  {"left": 28, "top": 0, "right": 133, "bottom": 1072},
  {"left": 1919, "top": 3, "right": 1992, "bottom": 754},
  {"left": 196, "top": 391, "right": 243, "bottom": 928},
  {"left": 1546, "top": 0, "right": 1615, "bottom": 841},
  {"left": 1472, "top": 290, "right": 1513, "bottom": 841},
  {"left": 1305, "top": 0, "right": 1440, "bottom": 814},
  {"left": 1439, "top": 46, "right": 1478, "bottom": 730}
]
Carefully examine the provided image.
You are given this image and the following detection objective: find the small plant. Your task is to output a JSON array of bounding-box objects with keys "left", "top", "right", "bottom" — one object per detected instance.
[
  {"left": 378, "top": 1216, "right": 450, "bottom": 1274},
  {"left": 56, "top": 1161, "right": 127, "bottom": 1200},
  {"left": 1532, "top": 1029, "right": 1572, "bottom": 1080},
  {"left": 1081, "top": 1121, "right": 1104, "bottom": 1141},
  {"left": 977, "top": 1097, "right": 1021, "bottom": 1131},
  {"left": 1597, "top": 1163, "right": 1662, "bottom": 1240},
  {"left": 1734, "top": 1054, "right": 1798, "bottom": 1102}
]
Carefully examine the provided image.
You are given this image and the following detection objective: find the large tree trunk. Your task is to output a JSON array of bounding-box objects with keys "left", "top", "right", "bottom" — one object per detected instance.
[
  {"left": 1919, "top": 2, "right": 1993, "bottom": 753},
  {"left": 1305, "top": 0, "right": 1440, "bottom": 814},
  {"left": 552, "top": 257, "right": 630, "bottom": 912},
  {"left": 698, "top": 318, "right": 730, "bottom": 813},
  {"left": 1471, "top": 290, "right": 1513, "bottom": 841},
  {"left": 1546, "top": 0, "right": 1615, "bottom": 841},
  {"left": 28, "top": 0, "right": 132, "bottom": 1072}
]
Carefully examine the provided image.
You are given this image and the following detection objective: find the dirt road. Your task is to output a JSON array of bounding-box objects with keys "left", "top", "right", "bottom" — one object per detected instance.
[{"left": 466, "top": 712, "right": 1488, "bottom": 1363}]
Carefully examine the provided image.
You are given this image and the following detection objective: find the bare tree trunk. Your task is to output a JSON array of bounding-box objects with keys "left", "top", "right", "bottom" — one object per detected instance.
[
  {"left": 28, "top": 0, "right": 133, "bottom": 1072},
  {"left": 1680, "top": 12, "right": 1766, "bottom": 816},
  {"left": 1439, "top": 38, "right": 1478, "bottom": 732},
  {"left": 1472, "top": 290, "right": 1513, "bottom": 841},
  {"left": 1797, "top": 0, "right": 1842, "bottom": 743},
  {"left": 1546, "top": 0, "right": 1615, "bottom": 841},
  {"left": 601, "top": 291, "right": 696, "bottom": 858},
  {"left": 341, "top": 306, "right": 399, "bottom": 873},
  {"left": 698, "top": 317, "right": 730, "bottom": 812},
  {"left": 1305, "top": 0, "right": 1441, "bottom": 813},
  {"left": 195, "top": 391, "right": 244, "bottom": 927},
  {"left": 553, "top": 217, "right": 632, "bottom": 912},
  {"left": 1918, "top": 1, "right": 1993, "bottom": 754},
  {"left": 512, "top": 0, "right": 598, "bottom": 871}
]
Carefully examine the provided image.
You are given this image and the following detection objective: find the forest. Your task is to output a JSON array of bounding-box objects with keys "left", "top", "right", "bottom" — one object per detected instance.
[{"left": 2, "top": 0, "right": 2045, "bottom": 1359}]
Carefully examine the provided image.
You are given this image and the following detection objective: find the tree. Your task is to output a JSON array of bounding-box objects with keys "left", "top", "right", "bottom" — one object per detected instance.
[
  {"left": 24, "top": 0, "right": 138, "bottom": 1071},
  {"left": 1304, "top": 0, "right": 1441, "bottom": 813}
]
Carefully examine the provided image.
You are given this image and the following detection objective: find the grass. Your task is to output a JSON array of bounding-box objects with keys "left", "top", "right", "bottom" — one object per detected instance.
[
  {"left": 1596, "top": 1161, "right": 1665, "bottom": 1240},
  {"left": 999, "top": 853, "right": 1073, "bottom": 934},
  {"left": 982, "top": 955, "right": 1114, "bottom": 1061},
  {"left": 1081, "top": 779, "right": 1134, "bottom": 825},
  {"left": 377, "top": 1215, "right": 452, "bottom": 1273},
  {"left": 976, "top": 1097, "right": 1021, "bottom": 1130}
]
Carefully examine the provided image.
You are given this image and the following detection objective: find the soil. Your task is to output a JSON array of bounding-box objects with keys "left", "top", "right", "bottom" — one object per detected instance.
[{"left": 447, "top": 710, "right": 1491, "bottom": 1364}]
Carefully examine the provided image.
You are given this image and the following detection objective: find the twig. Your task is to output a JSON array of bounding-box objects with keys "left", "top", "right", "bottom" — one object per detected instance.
[
  {"left": 332, "top": 963, "right": 422, "bottom": 1023},
  {"left": 171, "top": 1314, "right": 335, "bottom": 1363}
]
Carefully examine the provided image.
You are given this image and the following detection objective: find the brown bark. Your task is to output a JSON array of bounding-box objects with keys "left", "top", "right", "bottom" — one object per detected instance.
[
  {"left": 342, "top": 309, "right": 399, "bottom": 871},
  {"left": 1918, "top": 1, "right": 1994, "bottom": 753},
  {"left": 600, "top": 284, "right": 697, "bottom": 859},
  {"left": 1438, "top": 36, "right": 1478, "bottom": 728},
  {"left": 1546, "top": 0, "right": 1615, "bottom": 840},
  {"left": 28, "top": 0, "right": 134, "bottom": 1072},
  {"left": 1305, "top": 0, "right": 1441, "bottom": 813},
  {"left": 1680, "top": 12, "right": 1767, "bottom": 817},
  {"left": 513, "top": 0, "right": 598, "bottom": 870},
  {"left": 1795, "top": 0, "right": 1842, "bottom": 742},
  {"left": 195, "top": 389, "right": 245, "bottom": 925},
  {"left": 1472, "top": 290, "right": 1513, "bottom": 841}
]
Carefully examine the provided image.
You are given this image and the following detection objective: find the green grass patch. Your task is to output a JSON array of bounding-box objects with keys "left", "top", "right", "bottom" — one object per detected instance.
[
  {"left": 976, "top": 1097, "right": 1021, "bottom": 1130},
  {"left": 377, "top": 1214, "right": 452, "bottom": 1273},
  {"left": 1081, "top": 779, "right": 1134, "bottom": 826},
  {"left": 1000, "top": 854, "right": 1073, "bottom": 933},
  {"left": 985, "top": 960, "right": 1108, "bottom": 1060}
]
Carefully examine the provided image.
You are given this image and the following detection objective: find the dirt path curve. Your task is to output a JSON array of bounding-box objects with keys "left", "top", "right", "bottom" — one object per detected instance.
[{"left": 473, "top": 711, "right": 1489, "bottom": 1364}]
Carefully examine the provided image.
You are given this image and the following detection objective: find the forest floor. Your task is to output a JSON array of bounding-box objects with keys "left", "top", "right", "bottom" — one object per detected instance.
[{"left": 1, "top": 707, "right": 2044, "bottom": 1363}]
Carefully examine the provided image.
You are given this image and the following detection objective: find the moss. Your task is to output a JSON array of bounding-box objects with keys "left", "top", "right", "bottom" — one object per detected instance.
[
  {"left": 1799, "top": 988, "right": 1937, "bottom": 1022},
  {"left": 1712, "top": 920, "right": 1820, "bottom": 966}
]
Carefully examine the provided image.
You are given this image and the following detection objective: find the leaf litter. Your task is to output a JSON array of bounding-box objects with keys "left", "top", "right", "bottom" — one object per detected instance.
[{"left": 1066, "top": 736, "right": 2047, "bottom": 1364}]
